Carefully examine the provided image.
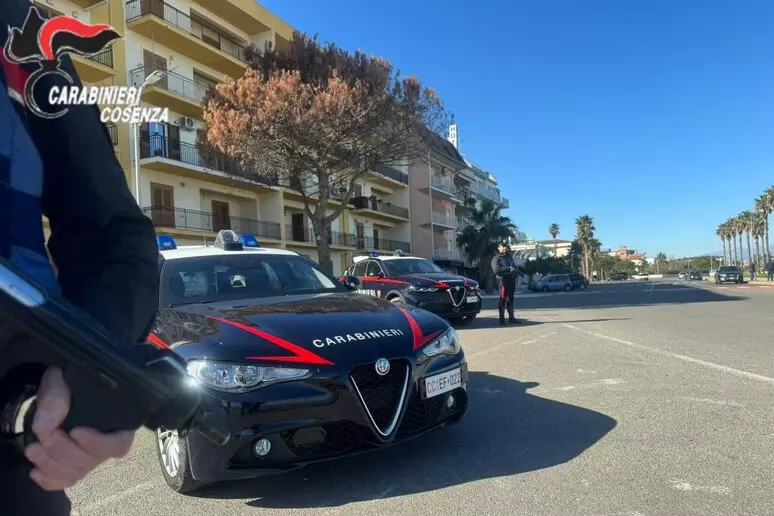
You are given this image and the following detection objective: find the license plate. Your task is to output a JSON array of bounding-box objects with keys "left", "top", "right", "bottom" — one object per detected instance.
[
  {"left": 424, "top": 368, "right": 462, "bottom": 399},
  {"left": 466, "top": 295, "right": 478, "bottom": 303}
]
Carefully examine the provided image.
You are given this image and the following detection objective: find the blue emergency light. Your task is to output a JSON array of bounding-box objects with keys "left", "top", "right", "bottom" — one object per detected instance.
[
  {"left": 156, "top": 235, "right": 177, "bottom": 250},
  {"left": 370, "top": 251, "right": 379, "bottom": 257},
  {"left": 240, "top": 234, "right": 260, "bottom": 248},
  {"left": 214, "top": 230, "right": 243, "bottom": 251}
]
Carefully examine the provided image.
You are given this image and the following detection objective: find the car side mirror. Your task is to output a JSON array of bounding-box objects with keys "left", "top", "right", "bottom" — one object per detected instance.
[
  {"left": 377, "top": 272, "right": 385, "bottom": 279},
  {"left": 343, "top": 275, "right": 362, "bottom": 291}
]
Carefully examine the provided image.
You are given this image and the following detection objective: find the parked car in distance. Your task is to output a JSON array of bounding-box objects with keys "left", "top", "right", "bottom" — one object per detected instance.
[
  {"left": 610, "top": 272, "right": 629, "bottom": 281},
  {"left": 568, "top": 273, "right": 589, "bottom": 290},
  {"left": 715, "top": 266, "right": 742, "bottom": 284},
  {"left": 533, "top": 274, "right": 572, "bottom": 292},
  {"left": 688, "top": 270, "right": 703, "bottom": 281},
  {"left": 678, "top": 271, "right": 688, "bottom": 280}
]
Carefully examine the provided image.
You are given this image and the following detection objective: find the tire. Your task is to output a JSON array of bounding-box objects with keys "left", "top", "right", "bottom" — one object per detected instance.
[
  {"left": 579, "top": 283, "right": 587, "bottom": 290},
  {"left": 387, "top": 294, "right": 405, "bottom": 304},
  {"left": 541, "top": 286, "right": 549, "bottom": 293},
  {"left": 563, "top": 284, "right": 571, "bottom": 291},
  {"left": 155, "top": 428, "right": 205, "bottom": 494}
]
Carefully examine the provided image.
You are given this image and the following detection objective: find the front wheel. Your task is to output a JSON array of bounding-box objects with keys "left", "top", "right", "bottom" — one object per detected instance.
[
  {"left": 541, "top": 286, "right": 549, "bottom": 292},
  {"left": 579, "top": 283, "right": 587, "bottom": 290},
  {"left": 563, "top": 284, "right": 571, "bottom": 292},
  {"left": 155, "top": 428, "right": 204, "bottom": 493}
]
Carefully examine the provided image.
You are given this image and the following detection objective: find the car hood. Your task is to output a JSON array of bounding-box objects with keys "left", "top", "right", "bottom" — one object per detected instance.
[
  {"left": 158, "top": 292, "right": 450, "bottom": 367},
  {"left": 393, "top": 272, "right": 478, "bottom": 288}
]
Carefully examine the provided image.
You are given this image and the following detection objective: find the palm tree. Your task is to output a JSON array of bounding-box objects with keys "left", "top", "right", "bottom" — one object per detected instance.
[
  {"left": 655, "top": 252, "right": 667, "bottom": 274},
  {"left": 457, "top": 198, "right": 517, "bottom": 294},
  {"left": 752, "top": 212, "right": 765, "bottom": 268},
  {"left": 731, "top": 216, "right": 745, "bottom": 264},
  {"left": 740, "top": 211, "right": 754, "bottom": 266},
  {"left": 762, "top": 186, "right": 774, "bottom": 263},
  {"left": 716, "top": 225, "right": 727, "bottom": 265},
  {"left": 755, "top": 194, "right": 769, "bottom": 266},
  {"left": 726, "top": 219, "right": 737, "bottom": 264},
  {"left": 548, "top": 223, "right": 560, "bottom": 257},
  {"left": 575, "top": 215, "right": 595, "bottom": 280}
]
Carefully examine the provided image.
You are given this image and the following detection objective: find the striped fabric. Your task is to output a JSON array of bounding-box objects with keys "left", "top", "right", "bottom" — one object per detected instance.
[{"left": 0, "top": 56, "right": 60, "bottom": 294}]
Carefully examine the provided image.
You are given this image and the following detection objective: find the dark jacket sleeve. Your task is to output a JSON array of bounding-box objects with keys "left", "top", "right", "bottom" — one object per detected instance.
[
  {"left": 29, "top": 56, "right": 159, "bottom": 346},
  {"left": 491, "top": 255, "right": 502, "bottom": 277}
]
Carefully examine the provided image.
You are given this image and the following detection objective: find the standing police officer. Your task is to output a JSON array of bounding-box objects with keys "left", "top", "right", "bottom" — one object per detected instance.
[{"left": 491, "top": 241, "right": 521, "bottom": 326}]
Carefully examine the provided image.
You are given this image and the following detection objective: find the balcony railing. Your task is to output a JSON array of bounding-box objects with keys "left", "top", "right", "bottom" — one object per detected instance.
[
  {"left": 456, "top": 217, "right": 470, "bottom": 229},
  {"left": 433, "top": 248, "right": 463, "bottom": 261},
  {"left": 430, "top": 175, "right": 458, "bottom": 196},
  {"left": 431, "top": 211, "right": 457, "bottom": 228},
  {"left": 142, "top": 206, "right": 281, "bottom": 239},
  {"left": 125, "top": 0, "right": 246, "bottom": 62},
  {"left": 105, "top": 122, "right": 118, "bottom": 145},
  {"left": 373, "top": 164, "right": 408, "bottom": 185},
  {"left": 351, "top": 196, "right": 409, "bottom": 218},
  {"left": 285, "top": 225, "right": 356, "bottom": 247},
  {"left": 130, "top": 66, "right": 208, "bottom": 103},
  {"left": 87, "top": 47, "right": 114, "bottom": 68},
  {"left": 140, "top": 134, "right": 275, "bottom": 185},
  {"left": 356, "top": 236, "right": 411, "bottom": 253},
  {"left": 501, "top": 197, "right": 510, "bottom": 209}
]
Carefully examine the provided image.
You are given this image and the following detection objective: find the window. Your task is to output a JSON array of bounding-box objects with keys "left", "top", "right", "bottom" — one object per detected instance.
[
  {"left": 161, "top": 254, "right": 345, "bottom": 306},
  {"left": 352, "top": 261, "right": 368, "bottom": 276},
  {"left": 211, "top": 200, "right": 230, "bottom": 232},
  {"left": 381, "top": 258, "right": 444, "bottom": 275},
  {"left": 149, "top": 183, "right": 175, "bottom": 227},
  {"left": 365, "top": 261, "right": 383, "bottom": 277}
]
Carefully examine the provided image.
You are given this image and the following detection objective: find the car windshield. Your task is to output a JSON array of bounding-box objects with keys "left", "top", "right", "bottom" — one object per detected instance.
[
  {"left": 718, "top": 266, "right": 739, "bottom": 273},
  {"left": 381, "top": 258, "right": 446, "bottom": 275},
  {"left": 161, "top": 254, "right": 346, "bottom": 306}
]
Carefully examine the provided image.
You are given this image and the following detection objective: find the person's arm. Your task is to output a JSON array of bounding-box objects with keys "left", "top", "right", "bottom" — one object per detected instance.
[
  {"left": 29, "top": 56, "right": 159, "bottom": 345},
  {"left": 491, "top": 256, "right": 502, "bottom": 277}
]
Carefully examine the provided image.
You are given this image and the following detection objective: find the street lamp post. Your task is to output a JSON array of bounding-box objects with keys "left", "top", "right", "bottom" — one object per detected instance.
[{"left": 131, "top": 70, "right": 166, "bottom": 207}]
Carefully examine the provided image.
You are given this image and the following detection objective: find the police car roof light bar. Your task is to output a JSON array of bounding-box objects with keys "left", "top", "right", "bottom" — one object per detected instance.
[
  {"left": 240, "top": 234, "right": 260, "bottom": 248},
  {"left": 214, "top": 230, "right": 243, "bottom": 251},
  {"left": 156, "top": 235, "right": 177, "bottom": 250}
]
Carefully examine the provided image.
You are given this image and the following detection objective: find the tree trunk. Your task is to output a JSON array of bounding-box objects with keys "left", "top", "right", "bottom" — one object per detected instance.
[
  {"left": 755, "top": 237, "right": 761, "bottom": 269},
  {"left": 309, "top": 213, "right": 333, "bottom": 274},
  {"left": 766, "top": 213, "right": 771, "bottom": 265},
  {"left": 746, "top": 232, "right": 753, "bottom": 267},
  {"left": 732, "top": 237, "right": 737, "bottom": 264}
]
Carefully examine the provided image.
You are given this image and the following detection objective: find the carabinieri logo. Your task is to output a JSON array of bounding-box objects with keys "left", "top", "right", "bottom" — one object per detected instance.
[{"left": 4, "top": 6, "right": 167, "bottom": 123}]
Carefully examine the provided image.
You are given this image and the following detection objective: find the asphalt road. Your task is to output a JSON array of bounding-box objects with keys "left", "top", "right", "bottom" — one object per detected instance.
[{"left": 69, "top": 280, "right": 774, "bottom": 516}]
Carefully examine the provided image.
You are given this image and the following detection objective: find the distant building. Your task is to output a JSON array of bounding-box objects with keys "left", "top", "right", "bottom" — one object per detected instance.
[{"left": 509, "top": 239, "right": 571, "bottom": 259}]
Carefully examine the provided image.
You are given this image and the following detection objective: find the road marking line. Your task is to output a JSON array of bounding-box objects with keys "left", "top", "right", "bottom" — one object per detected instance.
[
  {"left": 681, "top": 397, "right": 744, "bottom": 407},
  {"left": 562, "top": 324, "right": 774, "bottom": 386},
  {"left": 74, "top": 480, "right": 156, "bottom": 512}
]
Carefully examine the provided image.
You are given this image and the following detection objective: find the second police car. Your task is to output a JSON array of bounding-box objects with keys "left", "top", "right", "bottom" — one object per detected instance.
[
  {"left": 147, "top": 231, "right": 469, "bottom": 493},
  {"left": 342, "top": 251, "right": 482, "bottom": 325}
]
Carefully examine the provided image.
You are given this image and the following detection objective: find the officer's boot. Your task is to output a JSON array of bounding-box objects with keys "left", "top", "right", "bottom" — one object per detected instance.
[
  {"left": 507, "top": 302, "right": 518, "bottom": 324},
  {"left": 498, "top": 304, "right": 507, "bottom": 326}
]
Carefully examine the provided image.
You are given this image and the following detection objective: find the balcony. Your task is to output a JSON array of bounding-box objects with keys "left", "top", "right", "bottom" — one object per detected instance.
[
  {"left": 351, "top": 196, "right": 409, "bottom": 222},
  {"left": 433, "top": 248, "right": 463, "bottom": 262},
  {"left": 130, "top": 67, "right": 207, "bottom": 119},
  {"left": 431, "top": 211, "right": 457, "bottom": 228},
  {"left": 139, "top": 134, "right": 275, "bottom": 191},
  {"left": 430, "top": 175, "right": 458, "bottom": 197},
  {"left": 456, "top": 216, "right": 470, "bottom": 230},
  {"left": 369, "top": 164, "right": 409, "bottom": 187},
  {"left": 105, "top": 122, "right": 118, "bottom": 146},
  {"left": 190, "top": 0, "right": 292, "bottom": 38},
  {"left": 71, "top": 47, "right": 115, "bottom": 83},
  {"left": 125, "top": 0, "right": 248, "bottom": 78},
  {"left": 142, "top": 206, "right": 282, "bottom": 240},
  {"left": 501, "top": 197, "right": 510, "bottom": 209},
  {"left": 285, "top": 225, "right": 356, "bottom": 248},
  {"left": 355, "top": 236, "right": 411, "bottom": 253},
  {"left": 70, "top": 0, "right": 104, "bottom": 8}
]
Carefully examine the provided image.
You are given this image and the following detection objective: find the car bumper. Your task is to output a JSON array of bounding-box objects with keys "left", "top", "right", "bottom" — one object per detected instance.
[
  {"left": 405, "top": 292, "right": 482, "bottom": 318},
  {"left": 716, "top": 276, "right": 740, "bottom": 283},
  {"left": 184, "top": 355, "right": 469, "bottom": 482}
]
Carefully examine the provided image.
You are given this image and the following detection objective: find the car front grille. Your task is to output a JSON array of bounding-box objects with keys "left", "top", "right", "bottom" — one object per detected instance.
[
  {"left": 448, "top": 286, "right": 467, "bottom": 306},
  {"left": 399, "top": 392, "right": 447, "bottom": 435},
  {"left": 349, "top": 359, "right": 409, "bottom": 436}
]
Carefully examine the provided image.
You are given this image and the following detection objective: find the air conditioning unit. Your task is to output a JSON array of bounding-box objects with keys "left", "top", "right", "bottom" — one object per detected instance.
[{"left": 178, "top": 117, "right": 195, "bottom": 130}]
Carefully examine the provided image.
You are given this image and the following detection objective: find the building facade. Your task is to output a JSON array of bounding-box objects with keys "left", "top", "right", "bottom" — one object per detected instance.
[{"left": 37, "top": 1, "right": 502, "bottom": 278}]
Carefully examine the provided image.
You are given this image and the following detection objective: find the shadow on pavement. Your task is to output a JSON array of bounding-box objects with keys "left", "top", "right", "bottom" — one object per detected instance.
[
  {"left": 482, "top": 281, "right": 746, "bottom": 311},
  {"left": 194, "top": 372, "right": 617, "bottom": 509}
]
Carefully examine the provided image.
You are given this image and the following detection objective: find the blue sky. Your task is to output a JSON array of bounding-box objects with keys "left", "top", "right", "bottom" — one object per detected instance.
[{"left": 260, "top": 0, "right": 774, "bottom": 258}]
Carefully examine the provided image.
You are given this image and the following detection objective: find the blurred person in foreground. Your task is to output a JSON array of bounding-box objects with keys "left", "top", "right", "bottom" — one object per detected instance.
[
  {"left": 491, "top": 241, "right": 522, "bottom": 326},
  {"left": 0, "top": 1, "right": 159, "bottom": 513}
]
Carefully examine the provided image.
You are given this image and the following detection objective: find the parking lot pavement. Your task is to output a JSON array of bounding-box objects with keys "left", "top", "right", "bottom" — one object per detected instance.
[{"left": 69, "top": 281, "right": 774, "bottom": 516}]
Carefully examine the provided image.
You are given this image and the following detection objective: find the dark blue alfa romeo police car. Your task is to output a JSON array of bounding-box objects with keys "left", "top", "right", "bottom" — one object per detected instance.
[{"left": 342, "top": 251, "right": 482, "bottom": 325}]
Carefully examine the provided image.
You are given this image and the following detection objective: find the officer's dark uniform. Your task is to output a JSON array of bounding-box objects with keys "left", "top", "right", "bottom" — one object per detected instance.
[
  {"left": 0, "top": 1, "right": 159, "bottom": 513},
  {"left": 491, "top": 244, "right": 520, "bottom": 325}
]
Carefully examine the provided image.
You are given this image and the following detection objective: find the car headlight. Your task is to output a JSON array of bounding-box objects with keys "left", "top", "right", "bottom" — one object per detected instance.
[
  {"left": 422, "top": 328, "right": 461, "bottom": 357},
  {"left": 409, "top": 286, "right": 439, "bottom": 293},
  {"left": 186, "top": 360, "right": 310, "bottom": 392}
]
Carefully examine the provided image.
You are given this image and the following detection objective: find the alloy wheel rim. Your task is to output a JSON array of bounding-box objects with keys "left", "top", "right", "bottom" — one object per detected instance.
[{"left": 157, "top": 428, "right": 181, "bottom": 478}]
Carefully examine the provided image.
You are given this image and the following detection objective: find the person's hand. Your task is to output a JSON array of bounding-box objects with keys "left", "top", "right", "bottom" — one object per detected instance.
[{"left": 24, "top": 366, "right": 135, "bottom": 491}]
